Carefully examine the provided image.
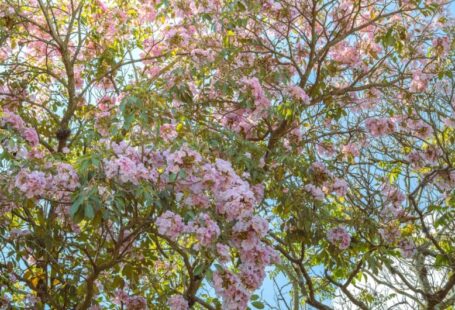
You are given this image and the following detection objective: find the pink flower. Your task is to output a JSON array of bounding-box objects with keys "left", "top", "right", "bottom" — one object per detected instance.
[
  {"left": 167, "top": 295, "right": 188, "bottom": 310},
  {"left": 406, "top": 119, "right": 433, "bottom": 138},
  {"left": 126, "top": 296, "right": 147, "bottom": 310},
  {"left": 434, "top": 170, "right": 455, "bottom": 191},
  {"left": 104, "top": 155, "right": 148, "bottom": 184},
  {"left": 327, "top": 226, "right": 351, "bottom": 250},
  {"left": 53, "top": 163, "right": 80, "bottom": 191},
  {"left": 213, "top": 270, "right": 249, "bottom": 310},
  {"left": 433, "top": 36, "right": 450, "bottom": 56},
  {"left": 331, "top": 42, "right": 361, "bottom": 65},
  {"left": 160, "top": 123, "right": 178, "bottom": 142},
  {"left": 241, "top": 77, "right": 270, "bottom": 109},
  {"left": 113, "top": 289, "right": 129, "bottom": 305},
  {"left": 216, "top": 243, "right": 231, "bottom": 263},
  {"left": 331, "top": 178, "right": 348, "bottom": 197},
  {"left": 407, "top": 150, "right": 425, "bottom": 168},
  {"left": 14, "top": 169, "right": 47, "bottom": 198},
  {"left": 2, "top": 110, "right": 25, "bottom": 131},
  {"left": 288, "top": 85, "right": 310, "bottom": 104},
  {"left": 156, "top": 211, "right": 186, "bottom": 241},
  {"left": 398, "top": 238, "right": 416, "bottom": 258},
  {"left": 304, "top": 184, "right": 325, "bottom": 201},
  {"left": 382, "top": 184, "right": 405, "bottom": 207},
  {"left": 341, "top": 143, "right": 360, "bottom": 158},
  {"left": 365, "top": 118, "right": 396, "bottom": 137},
  {"left": 409, "top": 71, "right": 429, "bottom": 93},
  {"left": 379, "top": 225, "right": 401, "bottom": 244},
  {"left": 187, "top": 213, "right": 220, "bottom": 247},
  {"left": 317, "top": 142, "right": 336, "bottom": 157},
  {"left": 22, "top": 127, "right": 39, "bottom": 146},
  {"left": 422, "top": 146, "right": 441, "bottom": 164}
]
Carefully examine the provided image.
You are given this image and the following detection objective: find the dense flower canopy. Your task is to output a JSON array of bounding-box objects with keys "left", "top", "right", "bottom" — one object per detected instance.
[{"left": 0, "top": 0, "right": 454, "bottom": 309}]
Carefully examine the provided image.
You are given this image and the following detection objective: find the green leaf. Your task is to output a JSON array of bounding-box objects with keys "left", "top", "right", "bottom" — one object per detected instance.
[
  {"left": 193, "top": 265, "right": 205, "bottom": 276},
  {"left": 251, "top": 301, "right": 265, "bottom": 309},
  {"left": 85, "top": 204, "right": 95, "bottom": 219},
  {"left": 70, "top": 195, "right": 84, "bottom": 218}
]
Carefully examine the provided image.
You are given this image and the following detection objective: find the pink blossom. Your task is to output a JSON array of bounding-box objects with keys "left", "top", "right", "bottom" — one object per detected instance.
[
  {"left": 304, "top": 184, "right": 325, "bottom": 201},
  {"left": 433, "top": 36, "right": 450, "bottom": 56},
  {"left": 365, "top": 118, "right": 396, "bottom": 137},
  {"left": 381, "top": 184, "right": 405, "bottom": 207},
  {"left": 126, "top": 296, "right": 147, "bottom": 310},
  {"left": 398, "top": 238, "right": 416, "bottom": 258},
  {"left": 381, "top": 204, "right": 405, "bottom": 219},
  {"left": 187, "top": 213, "right": 220, "bottom": 247},
  {"left": 288, "top": 85, "right": 310, "bottom": 104},
  {"left": 341, "top": 143, "right": 360, "bottom": 158},
  {"left": 309, "top": 162, "right": 331, "bottom": 182},
  {"left": 22, "top": 128, "right": 39, "bottom": 146},
  {"left": 331, "top": 178, "right": 348, "bottom": 197},
  {"left": 317, "top": 142, "right": 336, "bottom": 157},
  {"left": 15, "top": 169, "right": 47, "bottom": 198},
  {"left": 213, "top": 270, "right": 249, "bottom": 310},
  {"left": 216, "top": 243, "right": 231, "bottom": 263},
  {"left": 241, "top": 77, "right": 270, "bottom": 109},
  {"left": 113, "top": 289, "right": 129, "bottom": 305},
  {"left": 409, "top": 71, "right": 429, "bottom": 93},
  {"left": 405, "top": 119, "right": 433, "bottom": 138},
  {"left": 434, "top": 170, "right": 455, "bottom": 191},
  {"left": 53, "top": 163, "right": 80, "bottom": 191},
  {"left": 407, "top": 150, "right": 425, "bottom": 168},
  {"left": 331, "top": 42, "right": 361, "bottom": 65},
  {"left": 104, "top": 155, "right": 148, "bottom": 184},
  {"left": 327, "top": 226, "right": 351, "bottom": 250},
  {"left": 2, "top": 110, "right": 26, "bottom": 131},
  {"left": 160, "top": 123, "right": 178, "bottom": 142},
  {"left": 379, "top": 224, "right": 401, "bottom": 244},
  {"left": 422, "top": 146, "right": 441, "bottom": 164},
  {"left": 167, "top": 295, "right": 188, "bottom": 310},
  {"left": 156, "top": 211, "right": 186, "bottom": 241}
]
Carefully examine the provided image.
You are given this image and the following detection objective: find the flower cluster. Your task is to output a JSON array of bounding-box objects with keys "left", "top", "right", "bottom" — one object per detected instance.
[
  {"left": 381, "top": 184, "right": 406, "bottom": 218},
  {"left": 327, "top": 226, "right": 351, "bottom": 250},
  {"left": 113, "top": 289, "right": 147, "bottom": 310},
  {"left": 304, "top": 184, "right": 325, "bottom": 201},
  {"left": 288, "top": 85, "right": 310, "bottom": 104},
  {"left": 14, "top": 164, "right": 79, "bottom": 199},
  {"left": 1, "top": 110, "right": 39, "bottom": 146},
  {"left": 379, "top": 223, "right": 401, "bottom": 244},
  {"left": 14, "top": 169, "right": 47, "bottom": 199},
  {"left": 156, "top": 211, "right": 186, "bottom": 241},
  {"left": 167, "top": 295, "right": 188, "bottom": 310},
  {"left": 213, "top": 270, "right": 250, "bottom": 310},
  {"left": 398, "top": 238, "right": 416, "bottom": 258},
  {"left": 153, "top": 147, "right": 278, "bottom": 308},
  {"left": 365, "top": 118, "right": 396, "bottom": 137},
  {"left": 410, "top": 71, "right": 430, "bottom": 93},
  {"left": 103, "top": 141, "right": 159, "bottom": 185}
]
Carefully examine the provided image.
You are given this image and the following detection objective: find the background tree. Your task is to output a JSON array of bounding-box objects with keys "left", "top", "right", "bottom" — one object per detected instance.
[{"left": 0, "top": 0, "right": 453, "bottom": 309}]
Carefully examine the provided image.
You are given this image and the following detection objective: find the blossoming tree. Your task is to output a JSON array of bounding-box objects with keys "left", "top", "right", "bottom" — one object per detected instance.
[{"left": 0, "top": 0, "right": 454, "bottom": 309}]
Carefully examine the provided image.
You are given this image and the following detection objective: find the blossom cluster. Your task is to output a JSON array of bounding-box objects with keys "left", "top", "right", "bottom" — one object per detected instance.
[
  {"left": 152, "top": 147, "right": 278, "bottom": 309},
  {"left": 167, "top": 295, "right": 189, "bottom": 310},
  {"left": 99, "top": 142, "right": 277, "bottom": 309},
  {"left": 1, "top": 110, "right": 39, "bottom": 146},
  {"left": 304, "top": 162, "right": 349, "bottom": 201},
  {"left": 113, "top": 289, "right": 147, "bottom": 310},
  {"left": 14, "top": 163, "right": 79, "bottom": 200},
  {"left": 327, "top": 226, "right": 351, "bottom": 250},
  {"left": 365, "top": 118, "right": 396, "bottom": 137}
]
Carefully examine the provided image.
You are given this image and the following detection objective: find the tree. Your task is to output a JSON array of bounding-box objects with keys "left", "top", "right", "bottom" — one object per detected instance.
[{"left": 0, "top": 0, "right": 453, "bottom": 309}]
